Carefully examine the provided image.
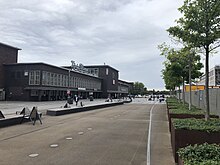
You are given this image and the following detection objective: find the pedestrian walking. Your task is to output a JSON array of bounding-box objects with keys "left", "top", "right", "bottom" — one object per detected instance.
[{"left": 74, "top": 95, "right": 79, "bottom": 106}]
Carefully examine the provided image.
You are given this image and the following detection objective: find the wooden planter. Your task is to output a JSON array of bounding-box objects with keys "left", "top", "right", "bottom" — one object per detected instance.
[{"left": 170, "top": 121, "right": 220, "bottom": 163}]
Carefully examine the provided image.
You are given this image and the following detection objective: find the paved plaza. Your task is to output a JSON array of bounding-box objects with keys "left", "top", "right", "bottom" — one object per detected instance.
[
  {"left": 0, "top": 98, "right": 158, "bottom": 116},
  {"left": 0, "top": 98, "right": 174, "bottom": 165}
]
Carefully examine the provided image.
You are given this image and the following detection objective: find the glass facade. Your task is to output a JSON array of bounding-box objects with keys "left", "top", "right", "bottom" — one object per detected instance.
[{"left": 39, "top": 71, "right": 101, "bottom": 90}]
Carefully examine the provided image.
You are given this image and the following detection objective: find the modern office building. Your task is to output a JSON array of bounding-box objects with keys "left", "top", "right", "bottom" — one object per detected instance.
[
  {"left": 0, "top": 42, "right": 133, "bottom": 101},
  {"left": 198, "top": 65, "right": 220, "bottom": 87}
]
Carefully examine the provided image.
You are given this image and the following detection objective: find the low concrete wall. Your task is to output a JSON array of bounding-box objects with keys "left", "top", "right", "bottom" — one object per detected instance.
[{"left": 47, "top": 102, "right": 124, "bottom": 116}]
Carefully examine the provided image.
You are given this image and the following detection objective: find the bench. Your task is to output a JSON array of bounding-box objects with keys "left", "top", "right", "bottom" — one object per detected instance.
[
  {"left": 20, "top": 107, "right": 42, "bottom": 125},
  {"left": 0, "top": 113, "right": 23, "bottom": 128},
  {"left": 0, "top": 110, "right": 5, "bottom": 119}
]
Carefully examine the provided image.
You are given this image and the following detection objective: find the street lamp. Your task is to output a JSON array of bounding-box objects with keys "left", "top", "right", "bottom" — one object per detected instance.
[
  {"left": 67, "top": 62, "right": 73, "bottom": 104},
  {"left": 183, "top": 61, "right": 192, "bottom": 111}
]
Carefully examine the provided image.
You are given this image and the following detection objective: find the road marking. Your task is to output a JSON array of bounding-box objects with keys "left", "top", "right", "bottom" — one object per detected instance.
[
  {"left": 87, "top": 128, "right": 92, "bottom": 131},
  {"left": 66, "top": 137, "right": 73, "bottom": 140},
  {"left": 78, "top": 132, "right": 84, "bottom": 135},
  {"left": 29, "top": 153, "right": 39, "bottom": 158},
  {"left": 147, "top": 104, "right": 155, "bottom": 165},
  {"left": 50, "top": 144, "right": 59, "bottom": 148}
]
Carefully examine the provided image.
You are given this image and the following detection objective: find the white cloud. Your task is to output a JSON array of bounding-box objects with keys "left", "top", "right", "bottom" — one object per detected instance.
[{"left": 0, "top": 0, "right": 194, "bottom": 89}]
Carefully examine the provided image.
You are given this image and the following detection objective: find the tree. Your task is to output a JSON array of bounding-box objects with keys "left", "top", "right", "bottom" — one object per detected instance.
[
  {"left": 131, "top": 82, "right": 146, "bottom": 96},
  {"left": 167, "top": 0, "right": 220, "bottom": 120},
  {"left": 159, "top": 43, "right": 203, "bottom": 108},
  {"left": 162, "top": 63, "right": 182, "bottom": 92},
  {"left": 159, "top": 44, "right": 186, "bottom": 98}
]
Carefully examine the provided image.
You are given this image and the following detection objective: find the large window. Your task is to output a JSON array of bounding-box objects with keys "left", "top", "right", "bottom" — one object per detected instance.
[
  {"left": 42, "top": 71, "right": 46, "bottom": 85},
  {"left": 40, "top": 71, "right": 101, "bottom": 90},
  {"left": 57, "top": 74, "right": 61, "bottom": 86},
  {"left": 29, "top": 70, "right": 41, "bottom": 85},
  {"left": 88, "top": 68, "right": 99, "bottom": 77}
]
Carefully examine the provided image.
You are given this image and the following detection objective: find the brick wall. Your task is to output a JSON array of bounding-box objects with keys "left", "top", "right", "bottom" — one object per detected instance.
[{"left": 0, "top": 44, "right": 19, "bottom": 88}]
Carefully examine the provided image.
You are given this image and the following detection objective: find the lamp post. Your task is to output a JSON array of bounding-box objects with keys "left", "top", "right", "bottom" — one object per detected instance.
[
  {"left": 67, "top": 69, "right": 71, "bottom": 98},
  {"left": 183, "top": 65, "right": 189, "bottom": 106},
  {"left": 68, "top": 69, "right": 70, "bottom": 91},
  {"left": 183, "top": 63, "right": 191, "bottom": 111},
  {"left": 189, "top": 54, "right": 192, "bottom": 111}
]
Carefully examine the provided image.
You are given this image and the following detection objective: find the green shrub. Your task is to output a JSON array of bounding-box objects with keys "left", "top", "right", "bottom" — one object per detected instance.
[
  {"left": 178, "top": 143, "right": 220, "bottom": 165},
  {"left": 166, "top": 97, "right": 209, "bottom": 115},
  {"left": 166, "top": 97, "right": 179, "bottom": 104},
  {"left": 173, "top": 118, "right": 220, "bottom": 133},
  {"left": 169, "top": 106, "right": 203, "bottom": 114}
]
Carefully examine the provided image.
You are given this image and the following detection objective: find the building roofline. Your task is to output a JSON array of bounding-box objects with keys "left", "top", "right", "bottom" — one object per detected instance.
[
  {"left": 4, "top": 62, "right": 102, "bottom": 79},
  {"left": 85, "top": 65, "right": 119, "bottom": 72},
  {"left": 118, "top": 79, "right": 133, "bottom": 84},
  {"left": 0, "top": 42, "right": 22, "bottom": 50}
]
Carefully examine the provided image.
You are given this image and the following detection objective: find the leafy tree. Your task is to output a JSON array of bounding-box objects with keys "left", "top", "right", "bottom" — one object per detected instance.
[
  {"left": 167, "top": 0, "right": 220, "bottom": 120},
  {"left": 159, "top": 43, "right": 203, "bottom": 108},
  {"left": 159, "top": 44, "right": 185, "bottom": 97},
  {"left": 131, "top": 82, "right": 146, "bottom": 96},
  {"left": 162, "top": 63, "right": 182, "bottom": 91}
]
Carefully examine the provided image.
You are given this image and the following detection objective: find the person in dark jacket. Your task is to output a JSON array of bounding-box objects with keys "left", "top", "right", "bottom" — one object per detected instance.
[{"left": 74, "top": 95, "right": 79, "bottom": 106}]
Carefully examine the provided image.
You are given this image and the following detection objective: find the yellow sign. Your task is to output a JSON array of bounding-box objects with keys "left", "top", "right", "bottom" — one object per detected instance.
[{"left": 185, "top": 85, "right": 205, "bottom": 92}]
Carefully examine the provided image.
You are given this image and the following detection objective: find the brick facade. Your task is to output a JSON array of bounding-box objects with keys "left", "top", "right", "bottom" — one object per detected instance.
[{"left": 0, "top": 43, "right": 20, "bottom": 88}]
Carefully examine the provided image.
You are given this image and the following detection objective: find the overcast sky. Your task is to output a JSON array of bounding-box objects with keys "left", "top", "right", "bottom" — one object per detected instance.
[{"left": 1, "top": 0, "right": 219, "bottom": 90}]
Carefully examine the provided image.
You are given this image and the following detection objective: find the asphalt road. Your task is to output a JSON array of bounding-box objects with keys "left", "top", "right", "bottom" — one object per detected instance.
[{"left": 0, "top": 101, "right": 174, "bottom": 165}]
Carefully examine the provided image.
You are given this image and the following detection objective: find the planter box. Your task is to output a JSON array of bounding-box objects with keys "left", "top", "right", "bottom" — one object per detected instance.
[
  {"left": 167, "top": 112, "right": 218, "bottom": 132},
  {"left": 167, "top": 105, "right": 178, "bottom": 110},
  {"left": 170, "top": 121, "right": 220, "bottom": 163},
  {"left": 47, "top": 102, "right": 124, "bottom": 116},
  {"left": 178, "top": 157, "right": 184, "bottom": 165}
]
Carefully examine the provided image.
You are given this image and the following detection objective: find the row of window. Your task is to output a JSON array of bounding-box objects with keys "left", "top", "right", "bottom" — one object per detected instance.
[
  {"left": 87, "top": 68, "right": 99, "bottom": 77},
  {"left": 29, "top": 70, "right": 101, "bottom": 90},
  {"left": 118, "top": 86, "right": 128, "bottom": 92}
]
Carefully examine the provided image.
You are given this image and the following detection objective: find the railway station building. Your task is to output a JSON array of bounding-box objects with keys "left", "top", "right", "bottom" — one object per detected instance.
[{"left": 0, "top": 42, "right": 133, "bottom": 101}]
